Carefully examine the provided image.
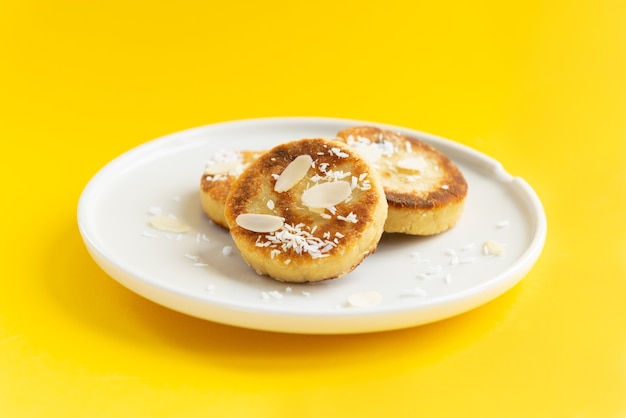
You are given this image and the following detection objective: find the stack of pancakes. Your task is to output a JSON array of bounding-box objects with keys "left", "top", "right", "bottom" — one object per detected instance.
[{"left": 200, "top": 127, "right": 467, "bottom": 283}]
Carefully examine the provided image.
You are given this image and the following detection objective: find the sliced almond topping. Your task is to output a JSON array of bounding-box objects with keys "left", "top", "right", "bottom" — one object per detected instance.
[
  {"left": 483, "top": 240, "right": 505, "bottom": 256},
  {"left": 301, "top": 180, "right": 352, "bottom": 209},
  {"left": 396, "top": 156, "right": 428, "bottom": 172},
  {"left": 149, "top": 215, "right": 191, "bottom": 233},
  {"left": 348, "top": 291, "right": 382, "bottom": 307},
  {"left": 274, "top": 154, "right": 313, "bottom": 192},
  {"left": 235, "top": 213, "right": 284, "bottom": 233}
]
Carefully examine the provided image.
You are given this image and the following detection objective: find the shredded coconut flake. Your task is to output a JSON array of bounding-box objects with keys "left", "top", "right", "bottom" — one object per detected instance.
[
  {"left": 148, "top": 206, "right": 162, "bottom": 216},
  {"left": 345, "top": 134, "right": 395, "bottom": 162},
  {"left": 401, "top": 287, "right": 426, "bottom": 297},
  {"left": 337, "top": 212, "right": 358, "bottom": 223},
  {"left": 204, "top": 161, "right": 239, "bottom": 175},
  {"left": 426, "top": 265, "right": 442, "bottom": 275},
  {"left": 259, "top": 223, "right": 341, "bottom": 259},
  {"left": 164, "top": 233, "right": 185, "bottom": 240},
  {"left": 203, "top": 150, "right": 247, "bottom": 178},
  {"left": 350, "top": 176, "right": 358, "bottom": 189},
  {"left": 185, "top": 253, "right": 201, "bottom": 262},
  {"left": 496, "top": 220, "right": 510, "bottom": 229},
  {"left": 329, "top": 147, "right": 349, "bottom": 158}
]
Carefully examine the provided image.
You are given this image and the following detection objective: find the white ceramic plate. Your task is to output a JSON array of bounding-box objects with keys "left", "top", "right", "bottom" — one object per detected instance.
[{"left": 78, "top": 117, "right": 546, "bottom": 334}]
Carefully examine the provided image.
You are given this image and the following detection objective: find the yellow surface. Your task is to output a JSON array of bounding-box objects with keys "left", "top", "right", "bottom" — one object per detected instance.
[{"left": 2, "top": 0, "right": 626, "bottom": 416}]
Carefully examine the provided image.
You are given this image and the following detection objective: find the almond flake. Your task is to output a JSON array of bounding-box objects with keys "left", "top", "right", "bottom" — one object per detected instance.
[
  {"left": 348, "top": 291, "right": 382, "bottom": 307},
  {"left": 236, "top": 213, "right": 284, "bottom": 233},
  {"left": 397, "top": 156, "right": 428, "bottom": 172},
  {"left": 204, "top": 161, "right": 239, "bottom": 175},
  {"left": 274, "top": 155, "right": 313, "bottom": 192},
  {"left": 483, "top": 240, "right": 505, "bottom": 256},
  {"left": 149, "top": 215, "right": 190, "bottom": 233},
  {"left": 301, "top": 180, "right": 352, "bottom": 208}
]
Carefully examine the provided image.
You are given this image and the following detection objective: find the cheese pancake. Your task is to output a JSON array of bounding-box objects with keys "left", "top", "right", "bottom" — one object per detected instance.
[
  {"left": 200, "top": 149, "right": 261, "bottom": 229},
  {"left": 336, "top": 126, "right": 467, "bottom": 235},
  {"left": 224, "top": 138, "right": 387, "bottom": 283}
]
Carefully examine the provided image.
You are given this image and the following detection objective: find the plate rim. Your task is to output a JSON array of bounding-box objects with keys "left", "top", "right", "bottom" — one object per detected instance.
[{"left": 77, "top": 116, "right": 547, "bottom": 333}]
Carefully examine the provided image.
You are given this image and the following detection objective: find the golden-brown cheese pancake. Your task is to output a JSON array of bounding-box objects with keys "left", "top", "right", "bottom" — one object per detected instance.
[
  {"left": 224, "top": 138, "right": 387, "bottom": 283},
  {"left": 336, "top": 126, "right": 467, "bottom": 235},
  {"left": 200, "top": 150, "right": 261, "bottom": 229}
]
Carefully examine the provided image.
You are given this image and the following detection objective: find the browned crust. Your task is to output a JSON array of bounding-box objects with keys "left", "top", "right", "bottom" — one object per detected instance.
[
  {"left": 200, "top": 175, "right": 234, "bottom": 205},
  {"left": 337, "top": 127, "right": 467, "bottom": 206},
  {"left": 225, "top": 139, "right": 381, "bottom": 255},
  {"left": 336, "top": 126, "right": 468, "bottom": 235},
  {"left": 223, "top": 138, "right": 387, "bottom": 282}
]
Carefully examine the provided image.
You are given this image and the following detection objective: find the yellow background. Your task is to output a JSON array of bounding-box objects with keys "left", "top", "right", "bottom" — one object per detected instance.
[{"left": 2, "top": 0, "right": 626, "bottom": 416}]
